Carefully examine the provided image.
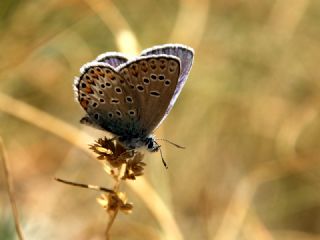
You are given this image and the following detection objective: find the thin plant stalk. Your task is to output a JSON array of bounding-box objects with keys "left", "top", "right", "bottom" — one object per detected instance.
[{"left": 0, "top": 138, "right": 25, "bottom": 240}]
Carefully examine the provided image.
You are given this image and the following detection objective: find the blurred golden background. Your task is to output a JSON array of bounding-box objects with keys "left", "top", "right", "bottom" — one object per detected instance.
[{"left": 1, "top": 0, "right": 320, "bottom": 239}]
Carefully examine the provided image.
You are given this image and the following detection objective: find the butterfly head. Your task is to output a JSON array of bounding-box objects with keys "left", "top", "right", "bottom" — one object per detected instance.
[
  {"left": 117, "top": 135, "right": 160, "bottom": 152},
  {"left": 145, "top": 136, "right": 160, "bottom": 152}
]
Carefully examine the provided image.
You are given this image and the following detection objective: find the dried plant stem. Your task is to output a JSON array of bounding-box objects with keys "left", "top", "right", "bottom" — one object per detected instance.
[
  {"left": 105, "top": 209, "right": 119, "bottom": 240},
  {"left": 0, "top": 138, "right": 25, "bottom": 240},
  {"left": 105, "top": 163, "right": 125, "bottom": 239},
  {"left": 54, "top": 177, "right": 114, "bottom": 193}
]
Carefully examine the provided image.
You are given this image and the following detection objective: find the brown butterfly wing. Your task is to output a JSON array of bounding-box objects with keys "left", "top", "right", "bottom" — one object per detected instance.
[
  {"left": 117, "top": 55, "right": 181, "bottom": 134},
  {"left": 75, "top": 62, "right": 142, "bottom": 137}
]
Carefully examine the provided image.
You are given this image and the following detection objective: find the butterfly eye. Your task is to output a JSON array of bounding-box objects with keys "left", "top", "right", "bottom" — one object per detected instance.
[{"left": 147, "top": 141, "right": 154, "bottom": 149}]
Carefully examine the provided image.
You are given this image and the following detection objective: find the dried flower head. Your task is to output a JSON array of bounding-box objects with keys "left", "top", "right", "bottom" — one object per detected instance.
[
  {"left": 89, "top": 137, "right": 146, "bottom": 227},
  {"left": 97, "top": 192, "right": 133, "bottom": 214},
  {"left": 90, "top": 137, "right": 146, "bottom": 180},
  {"left": 122, "top": 152, "right": 146, "bottom": 180},
  {"left": 90, "top": 137, "right": 133, "bottom": 168}
]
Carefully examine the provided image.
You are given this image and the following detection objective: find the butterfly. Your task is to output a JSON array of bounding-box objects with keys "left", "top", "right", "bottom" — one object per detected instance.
[{"left": 74, "top": 44, "right": 194, "bottom": 154}]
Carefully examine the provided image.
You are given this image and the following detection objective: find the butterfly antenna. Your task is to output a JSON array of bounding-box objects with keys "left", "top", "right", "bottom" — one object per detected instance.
[
  {"left": 159, "top": 147, "right": 168, "bottom": 169},
  {"left": 156, "top": 138, "right": 186, "bottom": 149}
]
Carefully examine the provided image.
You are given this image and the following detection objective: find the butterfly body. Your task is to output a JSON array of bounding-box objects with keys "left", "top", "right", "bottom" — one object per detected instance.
[{"left": 74, "top": 44, "right": 194, "bottom": 152}]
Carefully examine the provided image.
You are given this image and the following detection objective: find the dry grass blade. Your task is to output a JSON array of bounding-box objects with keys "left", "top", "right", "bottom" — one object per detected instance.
[
  {"left": 83, "top": 0, "right": 139, "bottom": 55},
  {"left": 213, "top": 157, "right": 320, "bottom": 240},
  {"left": 266, "top": 0, "right": 310, "bottom": 40},
  {"left": 128, "top": 178, "right": 184, "bottom": 240},
  {"left": 0, "top": 92, "right": 93, "bottom": 153},
  {"left": 0, "top": 138, "right": 25, "bottom": 240},
  {"left": 170, "top": 0, "right": 210, "bottom": 47},
  {"left": 243, "top": 211, "right": 275, "bottom": 240}
]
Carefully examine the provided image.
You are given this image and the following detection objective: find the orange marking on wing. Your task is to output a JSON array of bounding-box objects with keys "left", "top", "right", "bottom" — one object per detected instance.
[
  {"left": 98, "top": 72, "right": 105, "bottom": 77},
  {"left": 85, "top": 86, "right": 93, "bottom": 94},
  {"left": 130, "top": 68, "right": 139, "bottom": 77},
  {"left": 106, "top": 72, "right": 114, "bottom": 79},
  {"left": 80, "top": 99, "right": 89, "bottom": 110}
]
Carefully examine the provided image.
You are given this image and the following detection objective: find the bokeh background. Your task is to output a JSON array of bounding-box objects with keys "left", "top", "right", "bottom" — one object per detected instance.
[{"left": 1, "top": 0, "right": 320, "bottom": 239}]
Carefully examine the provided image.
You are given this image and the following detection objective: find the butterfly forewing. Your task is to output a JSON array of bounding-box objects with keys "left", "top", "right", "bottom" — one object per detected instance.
[
  {"left": 117, "top": 55, "right": 181, "bottom": 134},
  {"left": 76, "top": 63, "right": 142, "bottom": 137}
]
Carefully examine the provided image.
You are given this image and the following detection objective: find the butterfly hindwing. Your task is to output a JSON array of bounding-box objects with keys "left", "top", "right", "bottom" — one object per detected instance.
[
  {"left": 95, "top": 52, "right": 129, "bottom": 67},
  {"left": 141, "top": 44, "right": 194, "bottom": 127}
]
